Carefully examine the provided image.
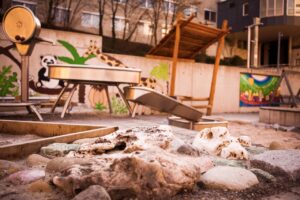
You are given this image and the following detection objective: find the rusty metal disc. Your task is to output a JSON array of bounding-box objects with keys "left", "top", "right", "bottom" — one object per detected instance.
[{"left": 2, "top": 6, "right": 41, "bottom": 43}]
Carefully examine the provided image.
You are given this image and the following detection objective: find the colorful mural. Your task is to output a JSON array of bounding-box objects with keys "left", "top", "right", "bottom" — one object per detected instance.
[{"left": 240, "top": 73, "right": 280, "bottom": 107}]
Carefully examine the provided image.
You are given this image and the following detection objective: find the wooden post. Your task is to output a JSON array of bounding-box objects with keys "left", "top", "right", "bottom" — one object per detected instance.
[
  {"left": 207, "top": 20, "right": 228, "bottom": 115},
  {"left": 170, "top": 14, "right": 183, "bottom": 97},
  {"left": 21, "top": 55, "right": 29, "bottom": 102}
]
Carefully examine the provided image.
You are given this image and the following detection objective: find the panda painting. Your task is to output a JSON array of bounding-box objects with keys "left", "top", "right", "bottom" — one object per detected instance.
[{"left": 37, "top": 55, "right": 64, "bottom": 89}]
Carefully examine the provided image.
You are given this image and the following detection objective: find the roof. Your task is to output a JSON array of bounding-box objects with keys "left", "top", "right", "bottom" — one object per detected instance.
[{"left": 147, "top": 17, "right": 230, "bottom": 59}]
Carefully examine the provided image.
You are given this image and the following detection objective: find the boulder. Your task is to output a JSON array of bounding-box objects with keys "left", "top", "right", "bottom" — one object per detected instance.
[
  {"left": 46, "top": 157, "right": 91, "bottom": 173},
  {"left": 73, "top": 137, "right": 99, "bottom": 145},
  {"left": 27, "top": 180, "right": 52, "bottom": 193},
  {"left": 199, "top": 166, "right": 259, "bottom": 190},
  {"left": 251, "top": 150, "right": 300, "bottom": 181},
  {"left": 0, "top": 159, "right": 24, "bottom": 179},
  {"left": 71, "top": 185, "right": 111, "bottom": 200},
  {"left": 40, "top": 143, "right": 80, "bottom": 158},
  {"left": 5, "top": 169, "right": 45, "bottom": 185},
  {"left": 26, "top": 154, "right": 50, "bottom": 167},
  {"left": 51, "top": 126, "right": 213, "bottom": 199}
]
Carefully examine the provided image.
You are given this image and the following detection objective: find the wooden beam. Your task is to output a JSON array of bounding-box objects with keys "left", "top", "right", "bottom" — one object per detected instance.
[
  {"left": 147, "top": 14, "right": 195, "bottom": 56},
  {"left": 193, "top": 105, "right": 212, "bottom": 109},
  {"left": 179, "top": 96, "right": 210, "bottom": 101},
  {"left": 190, "top": 30, "right": 229, "bottom": 58},
  {"left": 170, "top": 17, "right": 181, "bottom": 96},
  {"left": 145, "top": 55, "right": 195, "bottom": 63},
  {"left": 207, "top": 20, "right": 228, "bottom": 115}
]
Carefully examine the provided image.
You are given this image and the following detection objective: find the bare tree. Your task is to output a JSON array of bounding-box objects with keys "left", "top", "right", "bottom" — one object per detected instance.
[
  {"left": 98, "top": 0, "right": 106, "bottom": 36},
  {"left": 110, "top": 0, "right": 121, "bottom": 40},
  {"left": 120, "top": 0, "right": 147, "bottom": 41},
  {"left": 147, "top": 0, "right": 163, "bottom": 45},
  {"left": 46, "top": 0, "right": 61, "bottom": 25}
]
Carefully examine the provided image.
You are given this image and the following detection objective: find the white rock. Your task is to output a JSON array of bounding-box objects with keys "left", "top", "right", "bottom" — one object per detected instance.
[{"left": 199, "top": 166, "right": 259, "bottom": 190}]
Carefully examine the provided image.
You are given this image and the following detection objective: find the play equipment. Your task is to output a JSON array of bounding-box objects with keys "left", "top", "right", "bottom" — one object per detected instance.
[
  {"left": 147, "top": 14, "right": 229, "bottom": 115},
  {"left": 1, "top": 6, "right": 53, "bottom": 120},
  {"left": 124, "top": 86, "right": 203, "bottom": 122},
  {"left": 48, "top": 64, "right": 141, "bottom": 118}
]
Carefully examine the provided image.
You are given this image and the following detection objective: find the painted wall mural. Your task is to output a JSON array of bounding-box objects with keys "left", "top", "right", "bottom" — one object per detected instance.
[{"left": 240, "top": 73, "right": 280, "bottom": 107}]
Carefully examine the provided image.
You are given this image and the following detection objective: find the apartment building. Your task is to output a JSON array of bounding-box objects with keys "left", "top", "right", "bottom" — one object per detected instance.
[
  {"left": 1, "top": 0, "right": 221, "bottom": 46},
  {"left": 218, "top": 0, "right": 300, "bottom": 67}
]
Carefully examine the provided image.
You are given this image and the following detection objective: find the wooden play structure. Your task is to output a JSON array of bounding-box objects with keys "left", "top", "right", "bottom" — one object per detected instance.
[{"left": 147, "top": 14, "right": 229, "bottom": 115}]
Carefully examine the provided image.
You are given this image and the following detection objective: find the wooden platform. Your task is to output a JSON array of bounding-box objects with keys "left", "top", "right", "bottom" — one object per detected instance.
[
  {"left": 0, "top": 102, "right": 43, "bottom": 121},
  {"left": 259, "top": 107, "right": 300, "bottom": 127},
  {"left": 168, "top": 116, "right": 228, "bottom": 131},
  {"left": 0, "top": 120, "right": 117, "bottom": 159}
]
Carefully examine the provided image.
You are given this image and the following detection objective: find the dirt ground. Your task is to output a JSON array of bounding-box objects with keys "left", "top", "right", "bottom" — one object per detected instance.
[{"left": 0, "top": 110, "right": 299, "bottom": 199}]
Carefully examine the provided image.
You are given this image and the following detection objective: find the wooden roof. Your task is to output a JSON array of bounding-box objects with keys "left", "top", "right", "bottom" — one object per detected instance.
[{"left": 147, "top": 16, "right": 230, "bottom": 59}]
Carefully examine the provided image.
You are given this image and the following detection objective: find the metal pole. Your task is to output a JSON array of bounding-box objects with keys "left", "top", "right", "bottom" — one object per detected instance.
[
  {"left": 253, "top": 18, "right": 260, "bottom": 68},
  {"left": 277, "top": 32, "right": 283, "bottom": 70},
  {"left": 247, "top": 26, "right": 251, "bottom": 68}
]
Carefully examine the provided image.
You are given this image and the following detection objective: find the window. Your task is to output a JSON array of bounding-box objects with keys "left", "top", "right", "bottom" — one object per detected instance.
[
  {"left": 161, "top": 24, "right": 172, "bottom": 37},
  {"left": 184, "top": 5, "right": 198, "bottom": 17},
  {"left": 53, "top": 7, "right": 70, "bottom": 23},
  {"left": 260, "top": 0, "right": 284, "bottom": 17},
  {"left": 243, "top": 2, "right": 249, "bottom": 16},
  {"left": 138, "top": 21, "right": 153, "bottom": 36},
  {"left": 81, "top": 12, "right": 99, "bottom": 28},
  {"left": 114, "top": 16, "right": 128, "bottom": 32},
  {"left": 287, "top": 0, "right": 300, "bottom": 16},
  {"left": 204, "top": 9, "right": 216, "bottom": 22},
  {"left": 12, "top": 0, "right": 37, "bottom": 14},
  {"left": 237, "top": 40, "right": 247, "bottom": 49},
  {"left": 113, "top": 0, "right": 126, "bottom": 3},
  {"left": 164, "top": 0, "right": 176, "bottom": 13},
  {"left": 139, "top": 0, "right": 153, "bottom": 9}
]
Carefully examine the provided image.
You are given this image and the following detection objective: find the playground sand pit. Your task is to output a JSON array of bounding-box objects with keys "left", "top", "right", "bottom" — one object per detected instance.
[
  {"left": 0, "top": 133, "right": 42, "bottom": 146},
  {"left": 0, "top": 113, "right": 299, "bottom": 199}
]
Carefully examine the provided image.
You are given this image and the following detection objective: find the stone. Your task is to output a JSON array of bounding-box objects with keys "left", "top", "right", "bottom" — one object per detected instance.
[
  {"left": 177, "top": 144, "right": 200, "bottom": 156},
  {"left": 26, "top": 154, "right": 50, "bottom": 167},
  {"left": 5, "top": 169, "right": 45, "bottom": 185},
  {"left": 250, "top": 150, "right": 300, "bottom": 181},
  {"left": 269, "top": 141, "right": 287, "bottom": 150},
  {"left": 27, "top": 180, "right": 52, "bottom": 193},
  {"left": 71, "top": 185, "right": 111, "bottom": 200},
  {"left": 0, "top": 159, "right": 24, "bottom": 179},
  {"left": 199, "top": 166, "right": 259, "bottom": 190},
  {"left": 73, "top": 137, "right": 99, "bottom": 145},
  {"left": 46, "top": 157, "right": 91, "bottom": 173},
  {"left": 51, "top": 126, "right": 214, "bottom": 199},
  {"left": 246, "top": 146, "right": 267, "bottom": 155},
  {"left": 192, "top": 127, "right": 250, "bottom": 160},
  {"left": 250, "top": 168, "right": 276, "bottom": 183},
  {"left": 212, "top": 157, "right": 248, "bottom": 168},
  {"left": 40, "top": 143, "right": 80, "bottom": 158}
]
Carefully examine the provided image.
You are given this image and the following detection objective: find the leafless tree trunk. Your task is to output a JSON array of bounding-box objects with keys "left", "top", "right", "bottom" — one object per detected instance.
[
  {"left": 46, "top": 0, "right": 61, "bottom": 25},
  {"left": 98, "top": 0, "right": 106, "bottom": 36},
  {"left": 121, "top": 0, "right": 147, "bottom": 41},
  {"left": 110, "top": 0, "right": 120, "bottom": 40},
  {"left": 148, "top": 0, "right": 163, "bottom": 45}
]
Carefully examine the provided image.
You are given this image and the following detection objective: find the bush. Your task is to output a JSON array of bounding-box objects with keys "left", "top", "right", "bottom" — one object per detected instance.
[{"left": 0, "top": 65, "right": 19, "bottom": 97}]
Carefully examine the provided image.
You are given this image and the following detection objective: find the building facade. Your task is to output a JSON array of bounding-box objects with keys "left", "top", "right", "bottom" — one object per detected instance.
[
  {"left": 218, "top": 0, "right": 300, "bottom": 67},
  {"left": 1, "top": 0, "right": 221, "bottom": 46}
]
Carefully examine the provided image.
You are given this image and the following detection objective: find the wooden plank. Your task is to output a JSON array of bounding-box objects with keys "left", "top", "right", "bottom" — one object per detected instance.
[
  {"left": 192, "top": 105, "right": 212, "bottom": 109},
  {"left": 170, "top": 20, "right": 181, "bottom": 96},
  {"left": 0, "top": 120, "right": 118, "bottom": 159},
  {"left": 207, "top": 20, "right": 228, "bottom": 115},
  {"left": 178, "top": 96, "right": 209, "bottom": 101},
  {"left": 182, "top": 26, "right": 219, "bottom": 38}
]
